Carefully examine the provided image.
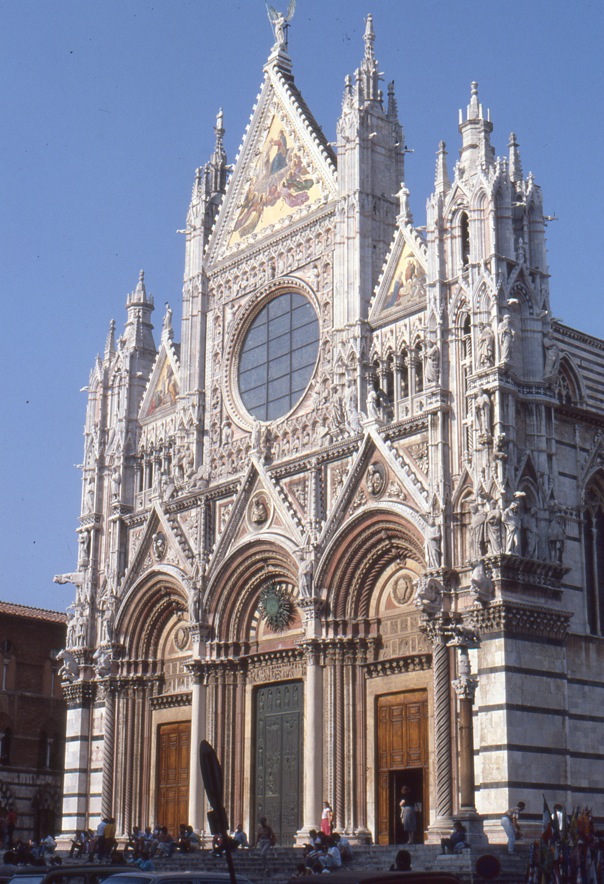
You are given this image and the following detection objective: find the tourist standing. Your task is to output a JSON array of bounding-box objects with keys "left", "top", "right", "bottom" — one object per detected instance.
[{"left": 500, "top": 801, "right": 525, "bottom": 854}]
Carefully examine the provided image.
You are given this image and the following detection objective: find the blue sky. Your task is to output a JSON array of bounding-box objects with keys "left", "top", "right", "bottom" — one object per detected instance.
[{"left": 1, "top": 0, "right": 602, "bottom": 611}]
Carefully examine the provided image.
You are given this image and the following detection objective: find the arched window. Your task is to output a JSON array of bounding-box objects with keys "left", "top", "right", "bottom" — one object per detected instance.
[
  {"left": 460, "top": 212, "right": 470, "bottom": 269},
  {"left": 0, "top": 727, "right": 12, "bottom": 765},
  {"left": 414, "top": 343, "right": 424, "bottom": 394},
  {"left": 583, "top": 476, "right": 604, "bottom": 635},
  {"left": 460, "top": 316, "right": 472, "bottom": 460}
]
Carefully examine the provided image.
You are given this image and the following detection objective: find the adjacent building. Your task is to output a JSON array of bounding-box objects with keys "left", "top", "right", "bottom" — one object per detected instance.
[
  {"left": 57, "top": 15, "right": 604, "bottom": 845},
  {"left": 0, "top": 601, "right": 66, "bottom": 841}
]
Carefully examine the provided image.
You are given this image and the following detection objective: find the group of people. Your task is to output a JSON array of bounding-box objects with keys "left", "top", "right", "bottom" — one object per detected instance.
[
  {"left": 69, "top": 817, "right": 117, "bottom": 861},
  {"left": 125, "top": 823, "right": 200, "bottom": 860},
  {"left": 293, "top": 802, "right": 352, "bottom": 875}
]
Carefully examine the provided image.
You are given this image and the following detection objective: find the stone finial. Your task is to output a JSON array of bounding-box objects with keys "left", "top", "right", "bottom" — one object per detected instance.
[
  {"left": 104, "top": 319, "right": 116, "bottom": 358},
  {"left": 363, "top": 13, "right": 375, "bottom": 57},
  {"left": 508, "top": 132, "right": 523, "bottom": 184},
  {"left": 468, "top": 81, "right": 480, "bottom": 119},
  {"left": 434, "top": 140, "right": 450, "bottom": 195}
]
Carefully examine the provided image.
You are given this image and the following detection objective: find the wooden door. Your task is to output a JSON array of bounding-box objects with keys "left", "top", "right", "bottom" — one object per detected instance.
[
  {"left": 157, "top": 721, "right": 191, "bottom": 835},
  {"left": 377, "top": 690, "right": 429, "bottom": 844},
  {"left": 254, "top": 682, "right": 302, "bottom": 843}
]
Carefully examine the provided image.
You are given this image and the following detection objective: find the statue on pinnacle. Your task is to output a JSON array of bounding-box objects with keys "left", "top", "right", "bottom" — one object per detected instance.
[{"left": 266, "top": 0, "right": 296, "bottom": 50}]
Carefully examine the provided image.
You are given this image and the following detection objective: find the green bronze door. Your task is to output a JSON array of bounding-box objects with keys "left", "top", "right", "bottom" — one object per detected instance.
[{"left": 254, "top": 681, "right": 303, "bottom": 843}]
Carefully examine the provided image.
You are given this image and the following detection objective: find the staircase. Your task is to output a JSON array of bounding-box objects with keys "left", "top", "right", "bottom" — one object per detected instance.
[{"left": 147, "top": 843, "right": 531, "bottom": 883}]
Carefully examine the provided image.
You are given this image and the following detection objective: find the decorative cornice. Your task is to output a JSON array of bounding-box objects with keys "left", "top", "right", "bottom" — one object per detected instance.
[
  {"left": 466, "top": 600, "right": 572, "bottom": 642},
  {"left": 150, "top": 692, "right": 192, "bottom": 710},
  {"left": 365, "top": 653, "right": 432, "bottom": 679},
  {"left": 63, "top": 681, "right": 96, "bottom": 707}
]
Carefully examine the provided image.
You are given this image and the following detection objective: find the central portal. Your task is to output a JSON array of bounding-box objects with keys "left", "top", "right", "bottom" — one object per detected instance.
[
  {"left": 376, "top": 690, "right": 429, "bottom": 845},
  {"left": 254, "top": 681, "right": 303, "bottom": 843}
]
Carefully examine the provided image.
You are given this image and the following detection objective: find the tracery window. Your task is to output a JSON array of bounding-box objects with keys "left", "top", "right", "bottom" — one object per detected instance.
[{"left": 460, "top": 211, "right": 470, "bottom": 269}]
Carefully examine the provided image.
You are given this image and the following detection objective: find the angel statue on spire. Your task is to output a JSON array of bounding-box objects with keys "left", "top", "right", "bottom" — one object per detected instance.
[{"left": 266, "top": 0, "right": 296, "bottom": 49}]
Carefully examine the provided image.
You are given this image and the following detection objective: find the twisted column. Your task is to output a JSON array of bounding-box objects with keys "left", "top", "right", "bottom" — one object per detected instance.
[
  {"left": 101, "top": 687, "right": 115, "bottom": 819},
  {"left": 432, "top": 637, "right": 453, "bottom": 821}
]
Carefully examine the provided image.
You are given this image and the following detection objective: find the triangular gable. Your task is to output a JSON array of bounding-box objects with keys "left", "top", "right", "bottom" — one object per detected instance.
[
  {"left": 318, "top": 430, "right": 431, "bottom": 553},
  {"left": 207, "top": 60, "right": 337, "bottom": 262},
  {"left": 370, "top": 226, "right": 428, "bottom": 324},
  {"left": 207, "top": 456, "right": 304, "bottom": 578},
  {"left": 121, "top": 504, "right": 192, "bottom": 595},
  {"left": 139, "top": 343, "right": 180, "bottom": 421}
]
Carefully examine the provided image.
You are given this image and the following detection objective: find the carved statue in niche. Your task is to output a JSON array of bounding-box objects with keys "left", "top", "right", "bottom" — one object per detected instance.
[
  {"left": 502, "top": 500, "right": 522, "bottom": 554},
  {"left": 475, "top": 388, "right": 492, "bottom": 438},
  {"left": 366, "top": 386, "right": 381, "bottom": 421},
  {"left": 111, "top": 465, "right": 121, "bottom": 500},
  {"left": 366, "top": 462, "right": 386, "bottom": 497},
  {"left": 543, "top": 333, "right": 561, "bottom": 379},
  {"left": 548, "top": 510, "right": 566, "bottom": 563},
  {"left": 498, "top": 314, "right": 515, "bottom": 363},
  {"left": 78, "top": 529, "right": 91, "bottom": 568},
  {"left": 344, "top": 382, "right": 362, "bottom": 435},
  {"left": 425, "top": 340, "right": 440, "bottom": 385},
  {"left": 478, "top": 323, "right": 495, "bottom": 367},
  {"left": 485, "top": 498, "right": 503, "bottom": 555},
  {"left": 425, "top": 515, "right": 442, "bottom": 569}
]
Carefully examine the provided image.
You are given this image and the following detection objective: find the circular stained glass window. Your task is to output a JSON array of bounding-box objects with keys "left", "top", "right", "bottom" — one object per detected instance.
[{"left": 238, "top": 291, "right": 319, "bottom": 422}]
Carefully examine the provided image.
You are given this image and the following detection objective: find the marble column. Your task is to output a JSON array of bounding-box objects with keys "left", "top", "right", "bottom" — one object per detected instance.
[
  {"left": 296, "top": 598, "right": 324, "bottom": 843},
  {"left": 187, "top": 624, "right": 210, "bottom": 832}
]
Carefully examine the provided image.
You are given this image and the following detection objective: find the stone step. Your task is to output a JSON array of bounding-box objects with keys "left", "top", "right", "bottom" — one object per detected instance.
[{"left": 144, "top": 843, "right": 530, "bottom": 884}]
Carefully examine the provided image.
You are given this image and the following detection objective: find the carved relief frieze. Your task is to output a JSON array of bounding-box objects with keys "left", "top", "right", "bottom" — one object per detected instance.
[
  {"left": 365, "top": 654, "right": 432, "bottom": 679},
  {"left": 246, "top": 649, "right": 305, "bottom": 684}
]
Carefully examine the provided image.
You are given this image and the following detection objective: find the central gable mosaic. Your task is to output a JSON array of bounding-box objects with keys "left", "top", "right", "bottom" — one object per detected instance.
[{"left": 228, "top": 114, "right": 323, "bottom": 248}]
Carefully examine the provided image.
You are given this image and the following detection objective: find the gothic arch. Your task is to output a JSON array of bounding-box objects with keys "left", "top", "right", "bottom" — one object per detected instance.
[
  {"left": 317, "top": 507, "right": 425, "bottom": 620},
  {"left": 207, "top": 537, "right": 299, "bottom": 644},
  {"left": 557, "top": 355, "right": 585, "bottom": 405},
  {"left": 117, "top": 569, "right": 189, "bottom": 661}
]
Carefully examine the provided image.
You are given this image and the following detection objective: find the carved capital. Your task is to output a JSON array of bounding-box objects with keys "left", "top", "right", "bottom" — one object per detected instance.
[{"left": 452, "top": 675, "right": 478, "bottom": 701}]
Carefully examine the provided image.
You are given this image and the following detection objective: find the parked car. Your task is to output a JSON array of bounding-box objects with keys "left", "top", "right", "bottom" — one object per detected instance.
[
  {"left": 103, "top": 873, "right": 255, "bottom": 884},
  {"left": 8, "top": 865, "right": 120, "bottom": 884},
  {"left": 287, "top": 873, "right": 463, "bottom": 884}
]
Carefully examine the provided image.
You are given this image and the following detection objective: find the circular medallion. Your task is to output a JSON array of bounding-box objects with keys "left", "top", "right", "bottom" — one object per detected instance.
[
  {"left": 248, "top": 492, "right": 272, "bottom": 529},
  {"left": 391, "top": 573, "right": 415, "bottom": 606},
  {"left": 366, "top": 461, "right": 387, "bottom": 497},
  {"left": 238, "top": 291, "right": 319, "bottom": 422},
  {"left": 173, "top": 625, "right": 191, "bottom": 652}
]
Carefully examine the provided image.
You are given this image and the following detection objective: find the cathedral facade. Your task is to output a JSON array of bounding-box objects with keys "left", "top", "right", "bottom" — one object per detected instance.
[{"left": 58, "top": 16, "right": 604, "bottom": 845}]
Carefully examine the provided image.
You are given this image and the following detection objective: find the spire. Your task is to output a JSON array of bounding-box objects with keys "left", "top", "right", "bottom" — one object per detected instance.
[
  {"left": 386, "top": 81, "right": 398, "bottom": 122},
  {"left": 358, "top": 14, "right": 380, "bottom": 104},
  {"left": 508, "top": 132, "right": 523, "bottom": 184},
  {"left": 434, "top": 141, "right": 450, "bottom": 195},
  {"left": 458, "top": 81, "right": 494, "bottom": 171},
  {"left": 124, "top": 269, "right": 155, "bottom": 353},
  {"left": 208, "top": 108, "right": 228, "bottom": 195},
  {"left": 104, "top": 319, "right": 116, "bottom": 359}
]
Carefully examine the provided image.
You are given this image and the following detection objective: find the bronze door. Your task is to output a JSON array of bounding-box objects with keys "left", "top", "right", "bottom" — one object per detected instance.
[
  {"left": 377, "top": 690, "right": 429, "bottom": 845},
  {"left": 156, "top": 721, "right": 191, "bottom": 835},
  {"left": 254, "top": 681, "right": 302, "bottom": 843}
]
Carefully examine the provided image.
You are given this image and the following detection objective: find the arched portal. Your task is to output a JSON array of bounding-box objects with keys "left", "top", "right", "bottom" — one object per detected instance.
[
  {"left": 111, "top": 572, "right": 191, "bottom": 836},
  {"left": 316, "top": 508, "right": 432, "bottom": 844},
  {"left": 205, "top": 538, "right": 304, "bottom": 843}
]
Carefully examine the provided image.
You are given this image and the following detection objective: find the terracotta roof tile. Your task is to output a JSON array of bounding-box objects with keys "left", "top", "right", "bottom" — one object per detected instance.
[{"left": 0, "top": 600, "right": 67, "bottom": 624}]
